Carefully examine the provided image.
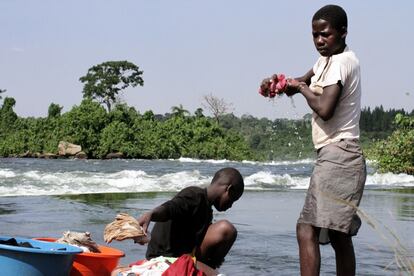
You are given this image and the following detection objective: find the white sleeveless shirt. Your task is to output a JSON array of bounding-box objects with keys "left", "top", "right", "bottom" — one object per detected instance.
[{"left": 310, "top": 47, "right": 362, "bottom": 149}]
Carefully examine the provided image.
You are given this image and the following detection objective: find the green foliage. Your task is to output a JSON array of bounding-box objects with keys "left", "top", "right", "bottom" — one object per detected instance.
[
  {"left": 171, "top": 104, "right": 189, "bottom": 117},
  {"left": 368, "top": 114, "right": 414, "bottom": 174},
  {"left": 194, "top": 108, "right": 204, "bottom": 118},
  {"left": 0, "top": 97, "right": 18, "bottom": 131},
  {"left": 360, "top": 106, "right": 407, "bottom": 132},
  {"left": 108, "top": 103, "right": 140, "bottom": 125},
  {"left": 79, "top": 61, "right": 144, "bottom": 112},
  {"left": 0, "top": 97, "right": 252, "bottom": 160},
  {"left": 48, "top": 103, "right": 63, "bottom": 118},
  {"left": 0, "top": 93, "right": 412, "bottom": 168},
  {"left": 98, "top": 121, "right": 135, "bottom": 158},
  {"left": 219, "top": 114, "right": 314, "bottom": 160},
  {"left": 0, "top": 89, "right": 6, "bottom": 100},
  {"left": 60, "top": 99, "right": 108, "bottom": 157},
  {"left": 0, "top": 118, "right": 27, "bottom": 156}
]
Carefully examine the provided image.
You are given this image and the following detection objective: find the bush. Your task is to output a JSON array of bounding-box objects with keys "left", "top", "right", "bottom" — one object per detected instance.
[
  {"left": 60, "top": 99, "right": 108, "bottom": 157},
  {"left": 368, "top": 114, "right": 414, "bottom": 174}
]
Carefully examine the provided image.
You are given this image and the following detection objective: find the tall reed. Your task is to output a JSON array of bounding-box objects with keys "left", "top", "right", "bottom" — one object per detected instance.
[{"left": 322, "top": 191, "right": 414, "bottom": 274}]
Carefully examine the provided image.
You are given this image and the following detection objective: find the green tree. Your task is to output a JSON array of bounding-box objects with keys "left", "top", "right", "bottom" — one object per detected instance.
[
  {"left": 60, "top": 99, "right": 108, "bottom": 157},
  {"left": 143, "top": 110, "right": 155, "bottom": 121},
  {"left": 0, "top": 89, "right": 6, "bottom": 101},
  {"left": 171, "top": 104, "right": 189, "bottom": 117},
  {"left": 368, "top": 113, "right": 414, "bottom": 174},
  {"left": 79, "top": 61, "right": 144, "bottom": 112},
  {"left": 108, "top": 103, "right": 139, "bottom": 126},
  {"left": 0, "top": 97, "right": 18, "bottom": 131},
  {"left": 48, "top": 103, "right": 63, "bottom": 118},
  {"left": 98, "top": 121, "right": 135, "bottom": 158},
  {"left": 194, "top": 108, "right": 204, "bottom": 118}
]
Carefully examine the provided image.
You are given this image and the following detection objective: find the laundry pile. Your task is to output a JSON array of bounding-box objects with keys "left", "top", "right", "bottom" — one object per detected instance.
[{"left": 56, "top": 231, "right": 100, "bottom": 253}]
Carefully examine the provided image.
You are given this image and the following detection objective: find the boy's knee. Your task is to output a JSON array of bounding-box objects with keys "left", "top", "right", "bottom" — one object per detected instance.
[
  {"left": 328, "top": 230, "right": 353, "bottom": 250},
  {"left": 296, "top": 223, "right": 315, "bottom": 242},
  {"left": 198, "top": 220, "right": 237, "bottom": 269},
  {"left": 214, "top": 220, "right": 237, "bottom": 240}
]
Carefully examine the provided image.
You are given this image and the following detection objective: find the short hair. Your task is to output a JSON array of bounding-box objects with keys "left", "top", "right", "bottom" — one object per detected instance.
[
  {"left": 212, "top": 167, "right": 244, "bottom": 188},
  {"left": 312, "top": 5, "right": 348, "bottom": 31}
]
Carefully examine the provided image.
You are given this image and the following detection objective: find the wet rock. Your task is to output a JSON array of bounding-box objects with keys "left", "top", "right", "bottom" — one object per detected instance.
[
  {"left": 58, "top": 141, "right": 82, "bottom": 156},
  {"left": 105, "top": 152, "right": 124, "bottom": 159},
  {"left": 75, "top": 151, "right": 87, "bottom": 159}
]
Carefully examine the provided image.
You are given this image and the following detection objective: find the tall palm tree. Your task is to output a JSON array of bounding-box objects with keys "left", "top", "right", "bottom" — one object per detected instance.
[{"left": 171, "top": 104, "right": 189, "bottom": 117}]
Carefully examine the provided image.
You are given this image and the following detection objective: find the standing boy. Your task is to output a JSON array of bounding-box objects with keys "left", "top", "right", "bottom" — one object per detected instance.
[
  {"left": 138, "top": 167, "right": 244, "bottom": 272},
  {"left": 284, "top": 5, "right": 367, "bottom": 276}
]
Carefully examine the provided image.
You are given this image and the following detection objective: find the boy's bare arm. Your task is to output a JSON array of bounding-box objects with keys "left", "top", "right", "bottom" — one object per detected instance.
[
  {"left": 288, "top": 77, "right": 341, "bottom": 120},
  {"left": 302, "top": 82, "right": 341, "bottom": 120},
  {"left": 138, "top": 205, "right": 170, "bottom": 233},
  {"left": 296, "top": 69, "right": 314, "bottom": 84},
  {"left": 285, "top": 69, "right": 314, "bottom": 96}
]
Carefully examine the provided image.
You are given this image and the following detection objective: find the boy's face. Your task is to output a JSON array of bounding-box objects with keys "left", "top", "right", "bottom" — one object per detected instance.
[
  {"left": 214, "top": 183, "right": 243, "bottom": 212},
  {"left": 312, "top": 19, "right": 346, "bottom": 57}
]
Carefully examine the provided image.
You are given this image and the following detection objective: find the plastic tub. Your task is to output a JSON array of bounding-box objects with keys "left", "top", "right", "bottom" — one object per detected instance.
[
  {"left": 0, "top": 236, "right": 82, "bottom": 276},
  {"left": 35, "top": 238, "right": 125, "bottom": 276}
]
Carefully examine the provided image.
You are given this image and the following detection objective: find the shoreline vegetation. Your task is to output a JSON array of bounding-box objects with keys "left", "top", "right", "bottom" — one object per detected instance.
[
  {"left": 1, "top": 97, "right": 412, "bottom": 175},
  {"left": 0, "top": 61, "right": 412, "bottom": 175}
]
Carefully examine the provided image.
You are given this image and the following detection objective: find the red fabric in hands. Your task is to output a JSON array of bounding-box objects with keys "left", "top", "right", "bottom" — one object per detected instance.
[{"left": 259, "top": 73, "right": 287, "bottom": 98}]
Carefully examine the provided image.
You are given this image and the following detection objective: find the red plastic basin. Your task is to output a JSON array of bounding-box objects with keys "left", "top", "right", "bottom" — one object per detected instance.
[{"left": 34, "top": 237, "right": 125, "bottom": 276}]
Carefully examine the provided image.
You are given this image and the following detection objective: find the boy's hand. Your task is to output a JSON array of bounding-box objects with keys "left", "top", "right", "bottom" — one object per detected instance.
[
  {"left": 258, "top": 77, "right": 271, "bottom": 97},
  {"left": 285, "top": 78, "right": 305, "bottom": 97},
  {"left": 137, "top": 211, "right": 152, "bottom": 235},
  {"left": 258, "top": 74, "right": 287, "bottom": 98}
]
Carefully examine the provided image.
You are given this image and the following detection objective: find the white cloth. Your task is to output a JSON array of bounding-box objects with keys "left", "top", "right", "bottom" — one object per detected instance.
[
  {"left": 118, "top": 256, "right": 176, "bottom": 276},
  {"left": 310, "top": 47, "right": 362, "bottom": 149}
]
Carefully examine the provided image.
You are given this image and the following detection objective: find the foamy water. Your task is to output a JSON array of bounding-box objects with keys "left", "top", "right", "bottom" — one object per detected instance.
[{"left": 1, "top": 158, "right": 413, "bottom": 197}]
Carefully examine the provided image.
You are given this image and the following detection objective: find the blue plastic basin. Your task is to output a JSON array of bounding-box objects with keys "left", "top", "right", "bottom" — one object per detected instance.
[{"left": 0, "top": 236, "right": 82, "bottom": 276}]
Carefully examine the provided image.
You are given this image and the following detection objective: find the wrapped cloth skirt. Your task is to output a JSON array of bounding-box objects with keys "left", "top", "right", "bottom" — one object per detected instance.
[{"left": 297, "top": 139, "right": 366, "bottom": 244}]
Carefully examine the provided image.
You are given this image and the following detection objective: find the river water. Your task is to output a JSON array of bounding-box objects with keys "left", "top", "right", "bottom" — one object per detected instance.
[{"left": 1, "top": 158, "right": 414, "bottom": 275}]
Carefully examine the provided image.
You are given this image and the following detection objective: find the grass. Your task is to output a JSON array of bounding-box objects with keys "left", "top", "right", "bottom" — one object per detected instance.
[
  {"left": 322, "top": 191, "right": 414, "bottom": 274},
  {"left": 356, "top": 207, "right": 414, "bottom": 274}
]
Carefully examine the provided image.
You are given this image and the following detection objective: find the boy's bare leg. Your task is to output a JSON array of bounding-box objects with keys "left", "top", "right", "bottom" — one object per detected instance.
[
  {"left": 195, "top": 260, "right": 218, "bottom": 276},
  {"left": 329, "top": 230, "right": 356, "bottom": 276},
  {"left": 196, "top": 219, "right": 237, "bottom": 269},
  {"left": 297, "top": 223, "right": 320, "bottom": 276}
]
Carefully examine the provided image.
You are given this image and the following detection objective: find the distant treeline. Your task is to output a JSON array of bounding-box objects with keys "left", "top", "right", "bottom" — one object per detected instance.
[
  {"left": 360, "top": 106, "right": 413, "bottom": 132},
  {"left": 218, "top": 106, "right": 413, "bottom": 160},
  {"left": 0, "top": 98, "right": 251, "bottom": 160},
  {"left": 2, "top": 58, "right": 412, "bottom": 174},
  {"left": 0, "top": 95, "right": 412, "bottom": 166}
]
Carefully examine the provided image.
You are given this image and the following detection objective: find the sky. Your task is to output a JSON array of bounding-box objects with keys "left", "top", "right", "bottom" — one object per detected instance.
[{"left": 1, "top": 0, "right": 413, "bottom": 120}]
